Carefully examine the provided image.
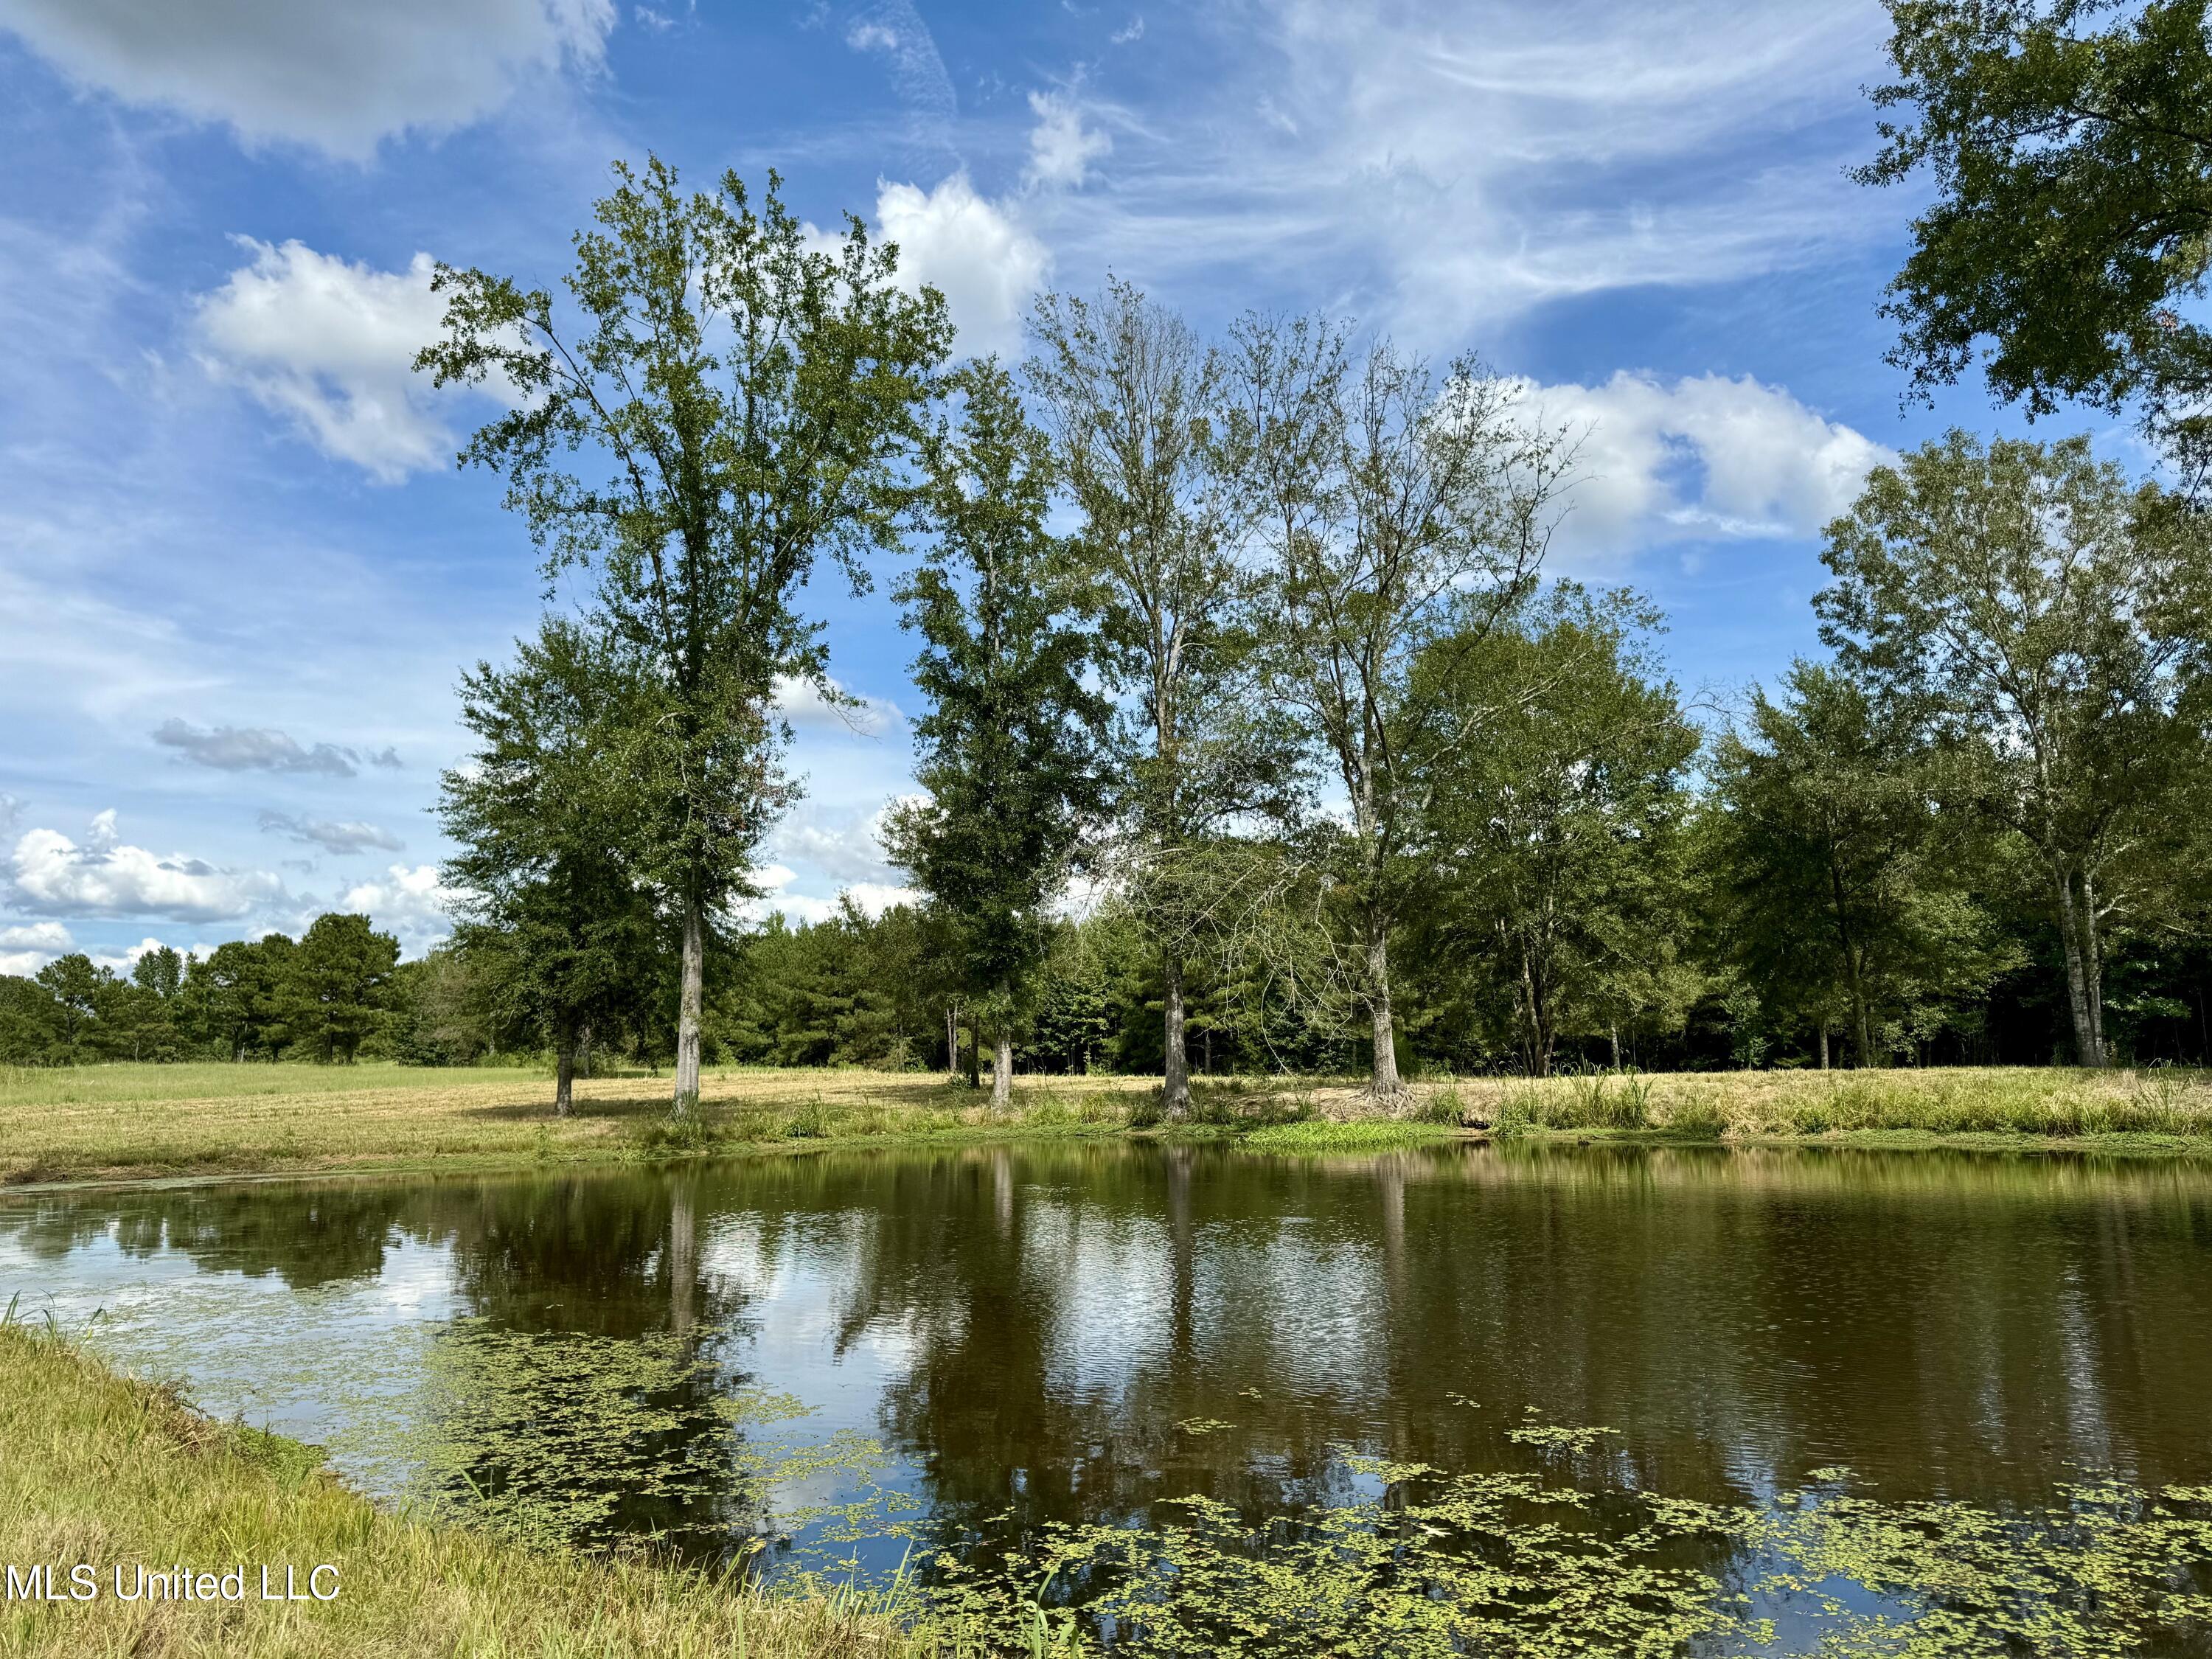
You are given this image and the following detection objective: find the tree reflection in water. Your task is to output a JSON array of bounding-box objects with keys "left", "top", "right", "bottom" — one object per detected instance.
[{"left": 7, "top": 1141, "right": 2212, "bottom": 1647}]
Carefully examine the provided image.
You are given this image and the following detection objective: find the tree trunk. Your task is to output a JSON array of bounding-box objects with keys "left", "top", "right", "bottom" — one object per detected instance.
[
  {"left": 964, "top": 1009, "right": 981, "bottom": 1089},
  {"left": 554, "top": 1025, "right": 576, "bottom": 1118},
  {"left": 1608, "top": 1022, "right": 1620, "bottom": 1071},
  {"left": 673, "top": 892, "right": 704, "bottom": 1116},
  {"left": 2082, "top": 868, "right": 2109, "bottom": 1062},
  {"left": 2054, "top": 871, "right": 2106, "bottom": 1067},
  {"left": 1162, "top": 950, "right": 1191, "bottom": 1120},
  {"left": 991, "top": 1006, "right": 1013, "bottom": 1113},
  {"left": 577, "top": 1020, "right": 593, "bottom": 1082},
  {"left": 1818, "top": 1025, "right": 1830, "bottom": 1071},
  {"left": 945, "top": 1002, "right": 959, "bottom": 1079},
  {"left": 1367, "top": 922, "right": 1403, "bottom": 1099}
]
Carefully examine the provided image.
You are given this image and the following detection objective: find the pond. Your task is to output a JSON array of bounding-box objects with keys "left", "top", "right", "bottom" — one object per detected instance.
[{"left": 7, "top": 1140, "right": 2212, "bottom": 1652}]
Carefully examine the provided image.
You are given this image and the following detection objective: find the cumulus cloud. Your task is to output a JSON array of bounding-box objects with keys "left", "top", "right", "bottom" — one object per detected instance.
[
  {"left": 93, "top": 937, "right": 174, "bottom": 974},
  {"left": 7, "top": 814, "right": 288, "bottom": 922},
  {"left": 259, "top": 811, "right": 405, "bottom": 855},
  {"left": 1523, "top": 371, "right": 1892, "bottom": 567},
  {"left": 0, "top": 0, "right": 616, "bottom": 159},
  {"left": 336, "top": 863, "right": 462, "bottom": 953},
  {"left": 772, "top": 673, "right": 902, "bottom": 737},
  {"left": 740, "top": 861, "right": 912, "bottom": 927},
  {"left": 767, "top": 799, "right": 909, "bottom": 887},
  {"left": 1026, "top": 91, "right": 1111, "bottom": 189},
  {"left": 193, "top": 240, "right": 459, "bottom": 482},
  {"left": 0, "top": 920, "right": 72, "bottom": 977},
  {"left": 875, "top": 174, "right": 1051, "bottom": 359},
  {"left": 153, "top": 717, "right": 363, "bottom": 777}
]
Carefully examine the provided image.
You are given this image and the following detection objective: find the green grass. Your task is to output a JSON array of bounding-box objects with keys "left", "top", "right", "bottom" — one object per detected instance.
[
  {"left": 1239, "top": 1119, "right": 1457, "bottom": 1152},
  {"left": 0, "top": 1321, "right": 930, "bottom": 1659},
  {"left": 4, "top": 1062, "right": 2211, "bottom": 1189}
]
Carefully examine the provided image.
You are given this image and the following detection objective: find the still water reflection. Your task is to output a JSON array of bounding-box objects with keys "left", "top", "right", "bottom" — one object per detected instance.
[{"left": 6, "top": 1141, "right": 2211, "bottom": 1573}]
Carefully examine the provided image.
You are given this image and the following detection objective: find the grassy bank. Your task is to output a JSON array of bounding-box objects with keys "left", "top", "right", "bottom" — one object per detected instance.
[
  {"left": 0, "top": 1322, "right": 923, "bottom": 1659},
  {"left": 2, "top": 1062, "right": 2209, "bottom": 1188}
]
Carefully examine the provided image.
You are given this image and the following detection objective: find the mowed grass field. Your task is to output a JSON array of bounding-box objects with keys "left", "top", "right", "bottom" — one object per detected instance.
[
  {"left": 3, "top": 1060, "right": 2211, "bottom": 1188},
  {"left": 0, "top": 1062, "right": 1163, "bottom": 1187}
]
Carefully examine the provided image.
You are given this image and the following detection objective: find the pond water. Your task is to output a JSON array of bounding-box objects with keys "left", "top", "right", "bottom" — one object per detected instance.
[{"left": 7, "top": 1140, "right": 2212, "bottom": 1650}]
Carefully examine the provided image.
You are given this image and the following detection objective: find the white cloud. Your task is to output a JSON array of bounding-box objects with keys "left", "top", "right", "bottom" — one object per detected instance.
[
  {"left": 259, "top": 812, "right": 405, "bottom": 855},
  {"left": 1026, "top": 91, "right": 1111, "bottom": 190},
  {"left": 92, "top": 937, "right": 173, "bottom": 974},
  {"left": 840, "top": 0, "right": 956, "bottom": 145},
  {"left": 735, "top": 855, "right": 911, "bottom": 927},
  {"left": 336, "top": 863, "right": 462, "bottom": 953},
  {"left": 1110, "top": 16, "right": 1144, "bottom": 46},
  {"left": 193, "top": 240, "right": 458, "bottom": 483},
  {"left": 0, "top": 920, "right": 71, "bottom": 976},
  {"left": 7, "top": 815, "right": 288, "bottom": 922},
  {"left": 772, "top": 673, "right": 902, "bottom": 737},
  {"left": 1522, "top": 371, "right": 1892, "bottom": 567},
  {"left": 1034, "top": 0, "right": 1890, "bottom": 336},
  {"left": 0, "top": 0, "right": 616, "bottom": 159},
  {"left": 875, "top": 174, "right": 1050, "bottom": 359},
  {"left": 767, "top": 799, "right": 910, "bottom": 886}
]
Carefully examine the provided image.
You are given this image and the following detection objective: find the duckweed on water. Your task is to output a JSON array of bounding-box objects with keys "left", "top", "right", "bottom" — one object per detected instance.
[
  {"left": 894, "top": 1470, "right": 2212, "bottom": 1657},
  {"left": 410, "top": 1321, "right": 814, "bottom": 1553}
]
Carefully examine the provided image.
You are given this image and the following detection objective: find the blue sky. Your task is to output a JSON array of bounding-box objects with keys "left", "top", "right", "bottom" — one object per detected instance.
[{"left": 0, "top": 0, "right": 2134, "bottom": 975}]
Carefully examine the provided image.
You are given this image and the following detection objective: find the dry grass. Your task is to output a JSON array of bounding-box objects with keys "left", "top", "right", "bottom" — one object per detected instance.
[
  {"left": 1412, "top": 1064, "right": 2212, "bottom": 1142},
  {"left": 4, "top": 1062, "right": 2208, "bottom": 1189},
  {"left": 0, "top": 1322, "right": 931, "bottom": 1659},
  {"left": 0, "top": 1063, "right": 1166, "bottom": 1186}
]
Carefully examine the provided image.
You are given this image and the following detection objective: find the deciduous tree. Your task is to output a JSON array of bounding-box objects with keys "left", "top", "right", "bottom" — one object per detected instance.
[
  {"left": 1818, "top": 431, "right": 2207, "bottom": 1065},
  {"left": 420, "top": 156, "right": 950, "bottom": 1115},
  {"left": 886, "top": 362, "right": 1105, "bottom": 1110}
]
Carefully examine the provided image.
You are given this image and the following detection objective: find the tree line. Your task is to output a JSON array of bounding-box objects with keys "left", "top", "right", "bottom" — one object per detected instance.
[
  {"left": 10, "top": 3, "right": 2212, "bottom": 1107},
  {"left": 0, "top": 914, "right": 401, "bottom": 1066}
]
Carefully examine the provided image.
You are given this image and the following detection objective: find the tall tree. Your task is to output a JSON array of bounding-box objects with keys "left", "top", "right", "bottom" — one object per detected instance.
[
  {"left": 1405, "top": 589, "right": 1699, "bottom": 1077},
  {"left": 886, "top": 361, "right": 1105, "bottom": 1110},
  {"left": 1709, "top": 661, "right": 2011, "bottom": 1067},
  {"left": 1860, "top": 0, "right": 2212, "bottom": 478},
  {"left": 420, "top": 156, "right": 951, "bottom": 1115},
  {"left": 1230, "top": 321, "right": 1573, "bottom": 1097},
  {"left": 295, "top": 914, "right": 400, "bottom": 1064},
  {"left": 442, "top": 620, "right": 662, "bottom": 1114},
  {"left": 32, "top": 954, "right": 107, "bottom": 1063},
  {"left": 1026, "top": 280, "right": 1294, "bottom": 1119},
  {"left": 1818, "top": 431, "right": 2206, "bottom": 1065}
]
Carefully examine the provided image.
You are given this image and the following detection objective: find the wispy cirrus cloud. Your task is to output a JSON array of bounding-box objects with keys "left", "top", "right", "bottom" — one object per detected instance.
[
  {"left": 258, "top": 811, "right": 405, "bottom": 855},
  {"left": 1028, "top": 0, "right": 1891, "bottom": 338}
]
